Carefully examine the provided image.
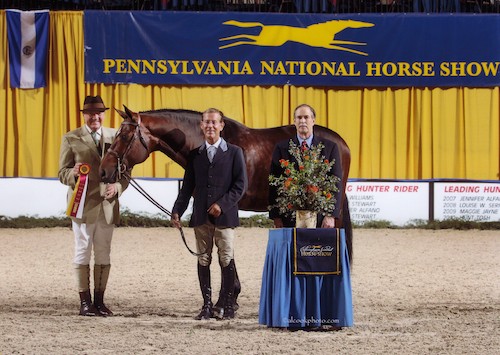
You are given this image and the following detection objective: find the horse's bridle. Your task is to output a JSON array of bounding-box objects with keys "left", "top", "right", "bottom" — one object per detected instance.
[
  {"left": 106, "top": 116, "right": 149, "bottom": 181},
  {"left": 106, "top": 114, "right": 203, "bottom": 257}
]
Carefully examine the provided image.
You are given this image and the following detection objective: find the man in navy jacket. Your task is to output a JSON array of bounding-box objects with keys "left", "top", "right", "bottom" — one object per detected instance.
[
  {"left": 172, "top": 108, "right": 248, "bottom": 320},
  {"left": 269, "top": 104, "right": 343, "bottom": 228}
]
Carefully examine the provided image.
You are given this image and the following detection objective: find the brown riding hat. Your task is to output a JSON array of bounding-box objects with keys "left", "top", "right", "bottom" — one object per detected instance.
[{"left": 81, "top": 95, "right": 109, "bottom": 113}]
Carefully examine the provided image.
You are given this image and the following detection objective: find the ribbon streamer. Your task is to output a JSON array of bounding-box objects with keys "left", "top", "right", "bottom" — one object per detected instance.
[{"left": 66, "top": 163, "right": 91, "bottom": 218}]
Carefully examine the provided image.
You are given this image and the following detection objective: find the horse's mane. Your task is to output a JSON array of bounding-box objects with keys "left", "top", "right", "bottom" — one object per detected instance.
[
  {"left": 142, "top": 108, "right": 200, "bottom": 116},
  {"left": 141, "top": 108, "right": 247, "bottom": 128}
]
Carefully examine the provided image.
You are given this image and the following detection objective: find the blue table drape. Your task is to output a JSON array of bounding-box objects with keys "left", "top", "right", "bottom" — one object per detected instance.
[{"left": 258, "top": 228, "right": 353, "bottom": 328}]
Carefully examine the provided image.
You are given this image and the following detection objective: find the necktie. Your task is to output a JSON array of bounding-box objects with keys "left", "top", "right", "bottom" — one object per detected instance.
[
  {"left": 91, "top": 131, "right": 99, "bottom": 146},
  {"left": 207, "top": 146, "right": 216, "bottom": 163},
  {"left": 301, "top": 140, "right": 308, "bottom": 151}
]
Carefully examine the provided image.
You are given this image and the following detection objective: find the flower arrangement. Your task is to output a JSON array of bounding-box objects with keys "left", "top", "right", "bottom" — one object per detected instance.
[{"left": 269, "top": 140, "right": 340, "bottom": 217}]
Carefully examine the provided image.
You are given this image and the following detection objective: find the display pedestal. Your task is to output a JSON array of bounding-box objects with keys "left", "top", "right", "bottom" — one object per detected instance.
[{"left": 258, "top": 228, "right": 353, "bottom": 328}]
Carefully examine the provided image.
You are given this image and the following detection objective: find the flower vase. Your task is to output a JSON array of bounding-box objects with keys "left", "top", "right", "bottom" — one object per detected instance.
[{"left": 295, "top": 210, "right": 317, "bottom": 228}]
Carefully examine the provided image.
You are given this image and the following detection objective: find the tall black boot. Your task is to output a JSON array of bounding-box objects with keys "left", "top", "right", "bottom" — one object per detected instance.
[
  {"left": 195, "top": 263, "right": 213, "bottom": 320},
  {"left": 214, "top": 259, "right": 241, "bottom": 317},
  {"left": 220, "top": 260, "right": 236, "bottom": 320},
  {"left": 233, "top": 264, "right": 241, "bottom": 311},
  {"left": 213, "top": 259, "right": 226, "bottom": 318}
]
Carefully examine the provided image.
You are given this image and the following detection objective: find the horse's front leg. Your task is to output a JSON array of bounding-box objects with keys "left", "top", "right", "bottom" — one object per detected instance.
[{"left": 219, "top": 35, "right": 259, "bottom": 49}]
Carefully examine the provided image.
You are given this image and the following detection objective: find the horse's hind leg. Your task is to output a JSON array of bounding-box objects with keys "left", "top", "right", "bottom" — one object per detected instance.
[
  {"left": 219, "top": 34, "right": 258, "bottom": 41},
  {"left": 219, "top": 35, "right": 259, "bottom": 49},
  {"left": 332, "top": 40, "right": 367, "bottom": 46},
  {"left": 219, "top": 41, "right": 257, "bottom": 50},
  {"left": 326, "top": 44, "right": 369, "bottom": 56}
]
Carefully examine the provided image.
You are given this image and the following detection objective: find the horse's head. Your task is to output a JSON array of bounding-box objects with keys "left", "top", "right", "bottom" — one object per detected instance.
[
  {"left": 321, "top": 19, "right": 374, "bottom": 32},
  {"left": 100, "top": 106, "right": 156, "bottom": 183},
  {"left": 343, "top": 19, "right": 375, "bottom": 29}
]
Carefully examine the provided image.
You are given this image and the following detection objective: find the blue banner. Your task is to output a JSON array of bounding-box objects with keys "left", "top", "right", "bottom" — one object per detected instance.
[{"left": 84, "top": 11, "right": 500, "bottom": 87}]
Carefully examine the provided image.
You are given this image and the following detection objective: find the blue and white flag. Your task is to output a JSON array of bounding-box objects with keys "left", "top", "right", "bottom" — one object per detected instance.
[{"left": 6, "top": 10, "right": 49, "bottom": 89}]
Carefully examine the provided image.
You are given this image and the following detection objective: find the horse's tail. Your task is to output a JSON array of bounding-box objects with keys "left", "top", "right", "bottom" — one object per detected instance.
[
  {"left": 342, "top": 196, "right": 353, "bottom": 264},
  {"left": 222, "top": 20, "right": 264, "bottom": 28}
]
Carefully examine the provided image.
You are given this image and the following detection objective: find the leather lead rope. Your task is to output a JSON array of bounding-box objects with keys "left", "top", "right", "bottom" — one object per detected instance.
[{"left": 123, "top": 173, "right": 204, "bottom": 257}]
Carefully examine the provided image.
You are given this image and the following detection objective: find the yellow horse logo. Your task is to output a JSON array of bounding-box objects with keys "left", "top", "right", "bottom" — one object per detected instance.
[{"left": 219, "top": 19, "right": 375, "bottom": 56}]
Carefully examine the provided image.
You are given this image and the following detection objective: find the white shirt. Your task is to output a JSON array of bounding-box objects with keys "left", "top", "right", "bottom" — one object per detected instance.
[
  {"left": 86, "top": 126, "right": 102, "bottom": 142},
  {"left": 205, "top": 137, "right": 222, "bottom": 150},
  {"left": 297, "top": 134, "right": 313, "bottom": 148}
]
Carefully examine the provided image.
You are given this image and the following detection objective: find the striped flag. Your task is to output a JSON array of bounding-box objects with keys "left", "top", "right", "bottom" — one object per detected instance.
[{"left": 6, "top": 10, "right": 49, "bottom": 89}]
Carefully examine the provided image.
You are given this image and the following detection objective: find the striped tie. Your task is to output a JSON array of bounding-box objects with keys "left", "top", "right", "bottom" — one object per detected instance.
[{"left": 301, "top": 140, "right": 308, "bottom": 151}]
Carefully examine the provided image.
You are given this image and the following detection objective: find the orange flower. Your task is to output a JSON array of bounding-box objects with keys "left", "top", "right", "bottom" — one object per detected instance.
[
  {"left": 268, "top": 141, "right": 339, "bottom": 216},
  {"left": 307, "top": 185, "right": 319, "bottom": 193}
]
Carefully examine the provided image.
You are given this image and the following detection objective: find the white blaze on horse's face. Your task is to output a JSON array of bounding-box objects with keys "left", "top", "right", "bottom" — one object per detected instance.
[
  {"left": 201, "top": 112, "right": 225, "bottom": 145},
  {"left": 294, "top": 106, "right": 315, "bottom": 140},
  {"left": 83, "top": 111, "right": 105, "bottom": 132}
]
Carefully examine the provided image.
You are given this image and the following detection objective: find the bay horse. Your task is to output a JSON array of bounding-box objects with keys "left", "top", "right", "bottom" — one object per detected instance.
[
  {"left": 99, "top": 107, "right": 352, "bottom": 259},
  {"left": 100, "top": 106, "right": 353, "bottom": 316}
]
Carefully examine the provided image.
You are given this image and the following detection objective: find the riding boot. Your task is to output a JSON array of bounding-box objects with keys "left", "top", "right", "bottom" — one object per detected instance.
[
  {"left": 94, "top": 264, "right": 113, "bottom": 316},
  {"left": 233, "top": 263, "right": 241, "bottom": 311},
  {"left": 195, "top": 263, "right": 213, "bottom": 320},
  {"left": 79, "top": 290, "right": 98, "bottom": 316},
  {"left": 213, "top": 259, "right": 226, "bottom": 318},
  {"left": 75, "top": 264, "right": 97, "bottom": 316},
  {"left": 214, "top": 259, "right": 241, "bottom": 317},
  {"left": 220, "top": 259, "right": 236, "bottom": 320}
]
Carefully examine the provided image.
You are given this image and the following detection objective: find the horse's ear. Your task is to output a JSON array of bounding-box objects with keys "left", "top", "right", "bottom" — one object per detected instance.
[
  {"left": 123, "top": 105, "right": 136, "bottom": 121},
  {"left": 115, "top": 108, "right": 127, "bottom": 120}
]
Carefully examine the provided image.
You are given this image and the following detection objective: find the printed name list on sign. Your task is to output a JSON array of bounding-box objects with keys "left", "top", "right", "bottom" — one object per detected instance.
[
  {"left": 345, "top": 182, "right": 429, "bottom": 226},
  {"left": 434, "top": 183, "right": 500, "bottom": 222}
]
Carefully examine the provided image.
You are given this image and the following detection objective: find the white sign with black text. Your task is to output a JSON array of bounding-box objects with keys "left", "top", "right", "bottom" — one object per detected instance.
[
  {"left": 434, "top": 182, "right": 500, "bottom": 222},
  {"left": 346, "top": 181, "right": 429, "bottom": 226}
]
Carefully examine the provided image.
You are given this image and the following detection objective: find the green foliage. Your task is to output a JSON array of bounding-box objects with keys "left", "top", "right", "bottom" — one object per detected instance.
[
  {"left": 239, "top": 214, "right": 274, "bottom": 228},
  {"left": 353, "top": 217, "right": 500, "bottom": 230},
  {"left": 118, "top": 209, "right": 171, "bottom": 227},
  {"left": 423, "top": 218, "right": 500, "bottom": 230},
  {"left": 0, "top": 213, "right": 498, "bottom": 230},
  {"left": 0, "top": 215, "right": 71, "bottom": 228},
  {"left": 269, "top": 141, "right": 340, "bottom": 217},
  {"left": 353, "top": 220, "right": 394, "bottom": 229}
]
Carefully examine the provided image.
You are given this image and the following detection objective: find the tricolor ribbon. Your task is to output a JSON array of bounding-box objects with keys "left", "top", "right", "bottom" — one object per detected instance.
[{"left": 66, "top": 163, "right": 91, "bottom": 218}]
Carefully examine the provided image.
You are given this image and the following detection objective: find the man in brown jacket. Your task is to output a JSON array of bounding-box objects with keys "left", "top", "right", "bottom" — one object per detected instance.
[{"left": 59, "top": 95, "right": 128, "bottom": 317}]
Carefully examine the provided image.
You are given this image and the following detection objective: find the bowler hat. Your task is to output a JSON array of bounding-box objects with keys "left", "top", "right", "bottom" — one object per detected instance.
[{"left": 81, "top": 95, "right": 109, "bottom": 113}]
